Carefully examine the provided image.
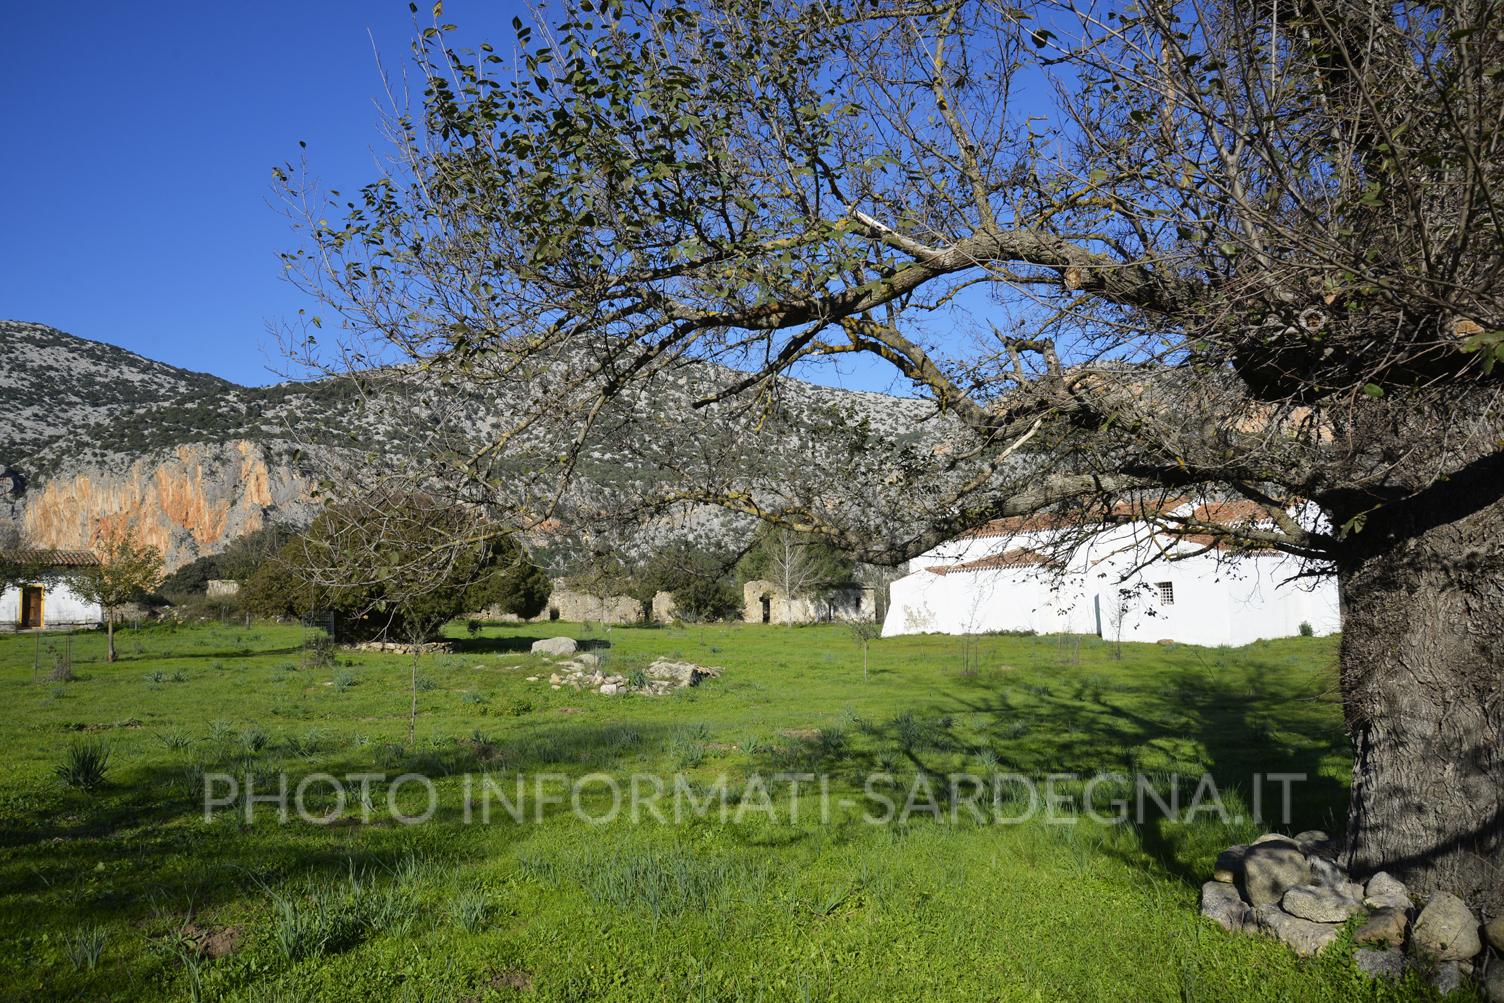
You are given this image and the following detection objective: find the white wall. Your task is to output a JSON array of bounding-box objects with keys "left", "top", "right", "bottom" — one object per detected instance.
[
  {"left": 1089, "top": 550, "right": 1341, "bottom": 647},
  {"left": 883, "top": 566, "right": 1095, "bottom": 636},
  {"left": 0, "top": 578, "right": 103, "bottom": 630},
  {"left": 883, "top": 520, "right": 1341, "bottom": 645}
]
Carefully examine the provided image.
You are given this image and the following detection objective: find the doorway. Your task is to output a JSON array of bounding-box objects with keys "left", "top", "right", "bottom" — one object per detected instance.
[
  {"left": 19, "top": 585, "right": 43, "bottom": 630},
  {"left": 760, "top": 595, "right": 771, "bottom": 624}
]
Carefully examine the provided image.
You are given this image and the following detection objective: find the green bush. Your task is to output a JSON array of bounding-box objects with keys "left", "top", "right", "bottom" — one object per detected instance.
[
  {"left": 56, "top": 740, "right": 111, "bottom": 790},
  {"left": 65, "top": 925, "right": 107, "bottom": 972}
]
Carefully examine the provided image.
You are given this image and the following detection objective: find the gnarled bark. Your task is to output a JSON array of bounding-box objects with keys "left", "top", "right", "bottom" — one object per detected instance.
[{"left": 1337, "top": 492, "right": 1504, "bottom": 915}]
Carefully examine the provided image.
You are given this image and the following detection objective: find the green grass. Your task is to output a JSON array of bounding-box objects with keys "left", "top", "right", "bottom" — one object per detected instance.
[{"left": 0, "top": 620, "right": 1444, "bottom": 1000}]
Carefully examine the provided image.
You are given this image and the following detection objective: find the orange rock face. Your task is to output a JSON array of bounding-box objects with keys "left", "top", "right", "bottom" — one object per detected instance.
[{"left": 22, "top": 441, "right": 309, "bottom": 569}]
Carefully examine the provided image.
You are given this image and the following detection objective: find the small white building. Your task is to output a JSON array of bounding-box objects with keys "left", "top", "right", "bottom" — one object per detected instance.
[
  {"left": 882, "top": 503, "right": 1340, "bottom": 646},
  {"left": 0, "top": 551, "right": 103, "bottom": 632}
]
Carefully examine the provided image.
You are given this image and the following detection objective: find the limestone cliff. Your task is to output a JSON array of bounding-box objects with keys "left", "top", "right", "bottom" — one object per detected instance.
[
  {"left": 20, "top": 440, "right": 313, "bottom": 569},
  {"left": 2, "top": 321, "right": 940, "bottom": 572}
]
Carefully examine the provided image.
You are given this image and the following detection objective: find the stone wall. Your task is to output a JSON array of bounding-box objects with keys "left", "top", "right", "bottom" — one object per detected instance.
[
  {"left": 741, "top": 579, "right": 877, "bottom": 625},
  {"left": 482, "top": 579, "right": 650, "bottom": 626},
  {"left": 542, "top": 587, "right": 644, "bottom": 625}
]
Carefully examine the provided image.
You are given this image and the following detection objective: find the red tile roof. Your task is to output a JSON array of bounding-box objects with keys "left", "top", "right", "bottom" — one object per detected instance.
[
  {"left": 0, "top": 549, "right": 100, "bottom": 568},
  {"left": 925, "top": 549, "right": 1056, "bottom": 575}
]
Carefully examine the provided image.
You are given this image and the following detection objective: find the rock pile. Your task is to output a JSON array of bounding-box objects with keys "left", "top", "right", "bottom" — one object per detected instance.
[
  {"left": 530, "top": 647, "right": 721, "bottom": 697},
  {"left": 350, "top": 639, "right": 454, "bottom": 655},
  {"left": 1203, "top": 832, "right": 1501, "bottom": 999}
]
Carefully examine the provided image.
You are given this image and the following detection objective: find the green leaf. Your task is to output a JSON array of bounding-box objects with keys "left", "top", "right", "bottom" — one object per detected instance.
[{"left": 1363, "top": 383, "right": 1384, "bottom": 397}]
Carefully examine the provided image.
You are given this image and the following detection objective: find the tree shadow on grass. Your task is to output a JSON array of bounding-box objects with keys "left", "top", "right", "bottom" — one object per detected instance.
[
  {"left": 444, "top": 635, "right": 613, "bottom": 656},
  {"left": 738, "top": 649, "right": 1350, "bottom": 891},
  {"left": 0, "top": 717, "right": 681, "bottom": 920}
]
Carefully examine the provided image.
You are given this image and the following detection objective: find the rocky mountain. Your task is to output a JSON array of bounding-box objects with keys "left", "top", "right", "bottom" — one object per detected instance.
[
  {"left": 1, "top": 321, "right": 938, "bottom": 570},
  {"left": 2, "top": 321, "right": 233, "bottom": 459}
]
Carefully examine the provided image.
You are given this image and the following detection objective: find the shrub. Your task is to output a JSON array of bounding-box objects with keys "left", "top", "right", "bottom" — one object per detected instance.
[
  {"left": 671, "top": 732, "right": 706, "bottom": 769},
  {"left": 178, "top": 763, "right": 207, "bottom": 800},
  {"left": 503, "top": 698, "right": 533, "bottom": 717},
  {"left": 449, "top": 890, "right": 490, "bottom": 931},
  {"left": 466, "top": 619, "right": 483, "bottom": 637},
  {"left": 66, "top": 925, "right": 107, "bottom": 972},
  {"left": 627, "top": 670, "right": 647, "bottom": 689},
  {"left": 1299, "top": 620, "right": 1315, "bottom": 637},
  {"left": 269, "top": 892, "right": 326, "bottom": 962},
  {"left": 56, "top": 740, "right": 111, "bottom": 790},
  {"left": 333, "top": 669, "right": 356, "bottom": 692},
  {"left": 460, "top": 691, "right": 486, "bottom": 706},
  {"left": 286, "top": 730, "right": 324, "bottom": 756},
  {"left": 415, "top": 676, "right": 438, "bottom": 693}
]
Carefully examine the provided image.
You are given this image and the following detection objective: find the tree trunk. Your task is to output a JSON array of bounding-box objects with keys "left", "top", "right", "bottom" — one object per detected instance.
[
  {"left": 1336, "top": 492, "right": 1504, "bottom": 916},
  {"left": 106, "top": 611, "right": 116, "bottom": 664},
  {"left": 409, "top": 648, "right": 419, "bottom": 748}
]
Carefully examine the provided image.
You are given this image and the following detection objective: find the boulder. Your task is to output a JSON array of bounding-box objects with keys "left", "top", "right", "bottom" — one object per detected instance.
[
  {"left": 599, "top": 682, "right": 619, "bottom": 695},
  {"left": 1240, "top": 838, "right": 1311, "bottom": 907},
  {"left": 574, "top": 652, "right": 601, "bottom": 668},
  {"left": 1292, "top": 830, "right": 1339, "bottom": 861},
  {"left": 1484, "top": 916, "right": 1504, "bottom": 953},
  {"left": 1353, "top": 948, "right": 1406, "bottom": 982},
  {"left": 645, "top": 658, "right": 721, "bottom": 687},
  {"left": 1200, "top": 880, "right": 1250, "bottom": 933},
  {"left": 1281, "top": 883, "right": 1363, "bottom": 924},
  {"left": 1431, "top": 961, "right": 1468, "bottom": 997},
  {"left": 1212, "top": 845, "right": 1247, "bottom": 884},
  {"left": 531, "top": 636, "right": 578, "bottom": 657},
  {"left": 1252, "top": 903, "right": 1340, "bottom": 957},
  {"left": 1306, "top": 856, "right": 1361, "bottom": 895},
  {"left": 1363, "top": 871, "right": 1414, "bottom": 912},
  {"left": 1251, "top": 832, "right": 1292, "bottom": 845},
  {"left": 1412, "top": 891, "right": 1482, "bottom": 961},
  {"left": 1354, "top": 906, "right": 1410, "bottom": 949},
  {"left": 1483, "top": 964, "right": 1504, "bottom": 1003}
]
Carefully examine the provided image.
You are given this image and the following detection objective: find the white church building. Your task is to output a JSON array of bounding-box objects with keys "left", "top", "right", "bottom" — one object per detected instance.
[
  {"left": 0, "top": 550, "right": 103, "bottom": 632},
  {"left": 882, "top": 502, "right": 1341, "bottom": 647}
]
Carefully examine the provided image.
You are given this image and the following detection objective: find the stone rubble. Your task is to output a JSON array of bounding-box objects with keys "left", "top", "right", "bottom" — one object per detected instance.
[
  {"left": 533, "top": 649, "right": 722, "bottom": 697},
  {"left": 1200, "top": 831, "right": 1497, "bottom": 998}
]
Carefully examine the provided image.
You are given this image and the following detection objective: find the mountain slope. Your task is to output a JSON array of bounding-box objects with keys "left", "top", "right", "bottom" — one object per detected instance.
[
  {"left": 1, "top": 320, "right": 234, "bottom": 461},
  {"left": 0, "top": 323, "right": 941, "bottom": 569}
]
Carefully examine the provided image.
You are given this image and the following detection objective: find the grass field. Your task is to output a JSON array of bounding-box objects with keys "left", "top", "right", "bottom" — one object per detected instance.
[{"left": 0, "top": 620, "right": 1455, "bottom": 1001}]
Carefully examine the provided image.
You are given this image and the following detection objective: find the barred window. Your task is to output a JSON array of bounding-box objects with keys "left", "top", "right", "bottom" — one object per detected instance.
[{"left": 1156, "top": 581, "right": 1175, "bottom": 606}]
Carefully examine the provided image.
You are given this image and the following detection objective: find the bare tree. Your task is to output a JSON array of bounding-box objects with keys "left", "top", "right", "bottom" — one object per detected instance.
[
  {"left": 73, "top": 525, "right": 164, "bottom": 663},
  {"left": 739, "top": 526, "right": 850, "bottom": 623},
  {"left": 271, "top": 492, "right": 548, "bottom": 745},
  {"left": 282, "top": 1, "right": 1504, "bottom": 909}
]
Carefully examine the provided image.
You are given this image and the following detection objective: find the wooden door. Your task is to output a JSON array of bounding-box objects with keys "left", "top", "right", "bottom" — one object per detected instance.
[{"left": 20, "top": 586, "right": 43, "bottom": 629}]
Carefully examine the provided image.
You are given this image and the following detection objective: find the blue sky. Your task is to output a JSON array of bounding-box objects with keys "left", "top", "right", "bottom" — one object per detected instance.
[
  {"left": 0, "top": 2, "right": 523, "bottom": 386},
  {"left": 0, "top": 2, "right": 927, "bottom": 395}
]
